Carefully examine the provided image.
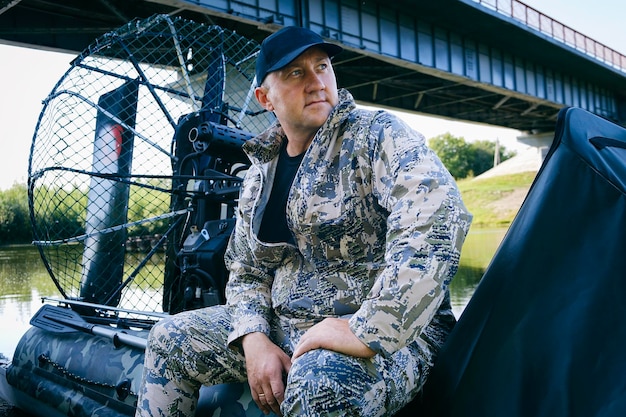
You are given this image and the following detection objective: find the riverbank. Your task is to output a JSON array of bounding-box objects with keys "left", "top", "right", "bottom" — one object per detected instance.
[{"left": 457, "top": 171, "right": 536, "bottom": 228}]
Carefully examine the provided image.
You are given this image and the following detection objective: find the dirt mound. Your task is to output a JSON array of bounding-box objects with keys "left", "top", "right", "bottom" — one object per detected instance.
[{"left": 486, "top": 187, "right": 530, "bottom": 216}]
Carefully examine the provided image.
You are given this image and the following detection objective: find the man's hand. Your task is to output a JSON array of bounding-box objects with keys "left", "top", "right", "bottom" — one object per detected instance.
[
  {"left": 292, "top": 318, "right": 376, "bottom": 360},
  {"left": 241, "top": 332, "right": 292, "bottom": 416}
]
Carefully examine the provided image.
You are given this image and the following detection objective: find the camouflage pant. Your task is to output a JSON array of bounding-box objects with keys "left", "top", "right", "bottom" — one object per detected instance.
[{"left": 135, "top": 305, "right": 433, "bottom": 417}]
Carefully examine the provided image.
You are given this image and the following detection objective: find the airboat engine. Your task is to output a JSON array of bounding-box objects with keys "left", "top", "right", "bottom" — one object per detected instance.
[
  {"left": 178, "top": 219, "right": 234, "bottom": 309},
  {"left": 165, "top": 111, "right": 254, "bottom": 313}
]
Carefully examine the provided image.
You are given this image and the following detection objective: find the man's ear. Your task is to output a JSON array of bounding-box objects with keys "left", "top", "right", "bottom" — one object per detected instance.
[{"left": 254, "top": 86, "right": 273, "bottom": 111}]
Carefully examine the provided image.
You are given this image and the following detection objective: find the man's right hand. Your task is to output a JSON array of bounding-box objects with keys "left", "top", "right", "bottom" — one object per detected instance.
[{"left": 241, "top": 332, "right": 292, "bottom": 416}]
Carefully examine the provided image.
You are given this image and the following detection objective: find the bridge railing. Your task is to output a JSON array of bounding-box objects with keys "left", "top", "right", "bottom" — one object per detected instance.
[{"left": 473, "top": 0, "right": 626, "bottom": 73}]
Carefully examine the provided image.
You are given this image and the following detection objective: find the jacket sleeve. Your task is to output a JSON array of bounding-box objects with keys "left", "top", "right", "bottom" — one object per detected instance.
[
  {"left": 223, "top": 166, "right": 275, "bottom": 348},
  {"left": 348, "top": 112, "right": 472, "bottom": 356}
]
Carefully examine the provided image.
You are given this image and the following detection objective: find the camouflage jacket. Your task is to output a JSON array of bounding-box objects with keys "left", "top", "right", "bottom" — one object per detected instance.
[{"left": 224, "top": 89, "right": 472, "bottom": 356}]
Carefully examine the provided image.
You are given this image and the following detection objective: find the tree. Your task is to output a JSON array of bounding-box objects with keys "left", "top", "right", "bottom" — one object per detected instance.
[
  {"left": 428, "top": 133, "right": 473, "bottom": 179},
  {"left": 471, "top": 140, "right": 517, "bottom": 176},
  {"left": 428, "top": 133, "right": 517, "bottom": 179},
  {"left": 0, "top": 184, "right": 31, "bottom": 245}
]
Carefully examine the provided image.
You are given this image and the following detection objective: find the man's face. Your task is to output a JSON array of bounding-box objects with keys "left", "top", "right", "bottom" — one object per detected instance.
[{"left": 255, "top": 47, "right": 339, "bottom": 142}]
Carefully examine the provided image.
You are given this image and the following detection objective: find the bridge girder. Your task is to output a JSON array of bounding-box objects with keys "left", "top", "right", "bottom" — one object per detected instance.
[{"left": 1, "top": 0, "right": 625, "bottom": 131}]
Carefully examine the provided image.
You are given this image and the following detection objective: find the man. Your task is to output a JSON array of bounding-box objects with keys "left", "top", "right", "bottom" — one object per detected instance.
[{"left": 136, "top": 26, "right": 471, "bottom": 417}]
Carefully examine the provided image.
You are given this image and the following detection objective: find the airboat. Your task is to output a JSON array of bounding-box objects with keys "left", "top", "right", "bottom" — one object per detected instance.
[{"left": 1, "top": 12, "right": 625, "bottom": 417}]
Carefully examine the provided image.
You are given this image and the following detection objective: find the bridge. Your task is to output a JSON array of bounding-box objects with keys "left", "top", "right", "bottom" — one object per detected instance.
[{"left": 1, "top": 0, "right": 625, "bottom": 135}]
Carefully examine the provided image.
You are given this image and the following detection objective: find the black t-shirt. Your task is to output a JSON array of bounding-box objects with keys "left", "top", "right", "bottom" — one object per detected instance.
[{"left": 258, "top": 141, "right": 304, "bottom": 244}]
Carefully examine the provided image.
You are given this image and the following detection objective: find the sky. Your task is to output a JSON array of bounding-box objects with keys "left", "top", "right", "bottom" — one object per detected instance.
[{"left": 0, "top": 0, "right": 624, "bottom": 191}]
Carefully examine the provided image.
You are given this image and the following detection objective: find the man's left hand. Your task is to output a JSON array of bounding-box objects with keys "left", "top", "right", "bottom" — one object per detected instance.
[{"left": 291, "top": 317, "right": 376, "bottom": 359}]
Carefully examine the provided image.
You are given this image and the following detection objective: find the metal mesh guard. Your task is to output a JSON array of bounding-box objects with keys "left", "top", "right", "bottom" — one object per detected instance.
[{"left": 28, "top": 15, "right": 272, "bottom": 312}]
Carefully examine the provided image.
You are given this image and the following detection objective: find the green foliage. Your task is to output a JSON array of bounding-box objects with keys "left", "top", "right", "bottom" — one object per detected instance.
[
  {"left": 428, "top": 133, "right": 472, "bottom": 179},
  {"left": 1, "top": 179, "right": 173, "bottom": 246},
  {"left": 0, "top": 184, "right": 31, "bottom": 244},
  {"left": 428, "top": 133, "right": 517, "bottom": 179},
  {"left": 127, "top": 179, "right": 172, "bottom": 236},
  {"left": 30, "top": 184, "right": 87, "bottom": 242}
]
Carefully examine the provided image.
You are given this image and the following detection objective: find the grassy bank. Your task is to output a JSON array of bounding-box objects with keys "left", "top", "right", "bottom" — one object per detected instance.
[{"left": 457, "top": 171, "right": 537, "bottom": 228}]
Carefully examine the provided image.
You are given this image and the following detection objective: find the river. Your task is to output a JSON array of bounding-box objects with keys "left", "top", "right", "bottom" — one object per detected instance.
[{"left": 0, "top": 227, "right": 507, "bottom": 360}]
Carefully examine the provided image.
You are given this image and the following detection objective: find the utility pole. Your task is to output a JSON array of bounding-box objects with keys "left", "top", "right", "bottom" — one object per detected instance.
[{"left": 494, "top": 138, "right": 501, "bottom": 167}]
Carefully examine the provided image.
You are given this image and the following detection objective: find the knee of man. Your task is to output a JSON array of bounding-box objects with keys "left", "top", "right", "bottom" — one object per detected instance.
[
  {"left": 145, "top": 313, "right": 191, "bottom": 354},
  {"left": 283, "top": 350, "right": 384, "bottom": 415}
]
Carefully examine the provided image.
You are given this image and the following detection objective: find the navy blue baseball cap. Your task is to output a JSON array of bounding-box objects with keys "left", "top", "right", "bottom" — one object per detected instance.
[{"left": 255, "top": 26, "right": 343, "bottom": 85}]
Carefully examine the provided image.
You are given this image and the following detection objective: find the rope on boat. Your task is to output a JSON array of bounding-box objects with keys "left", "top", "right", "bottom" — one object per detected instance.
[{"left": 37, "top": 353, "right": 136, "bottom": 400}]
